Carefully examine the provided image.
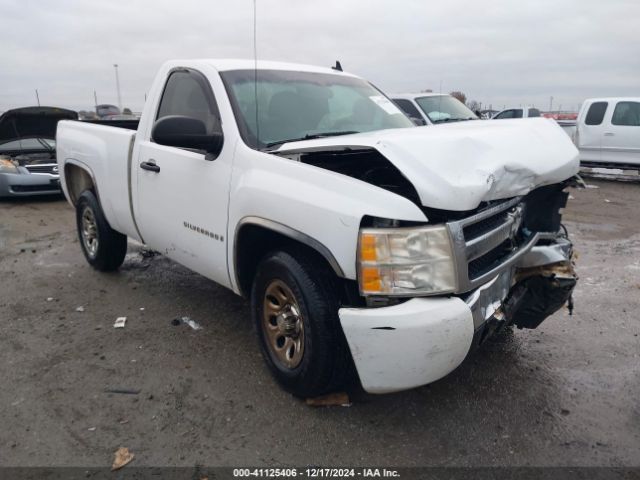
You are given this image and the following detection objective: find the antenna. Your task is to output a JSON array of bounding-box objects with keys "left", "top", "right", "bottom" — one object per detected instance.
[
  {"left": 35, "top": 89, "right": 40, "bottom": 106},
  {"left": 253, "top": 0, "right": 260, "bottom": 148},
  {"left": 332, "top": 61, "right": 343, "bottom": 71},
  {"left": 438, "top": 79, "right": 442, "bottom": 117},
  {"left": 113, "top": 64, "right": 122, "bottom": 110}
]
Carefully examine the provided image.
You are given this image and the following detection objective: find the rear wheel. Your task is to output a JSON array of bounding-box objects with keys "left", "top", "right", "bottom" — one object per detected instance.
[
  {"left": 76, "top": 190, "right": 127, "bottom": 271},
  {"left": 251, "top": 249, "right": 351, "bottom": 397}
]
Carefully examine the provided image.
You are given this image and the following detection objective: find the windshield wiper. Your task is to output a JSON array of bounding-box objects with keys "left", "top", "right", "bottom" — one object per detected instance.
[
  {"left": 264, "top": 131, "right": 360, "bottom": 149},
  {"left": 433, "top": 118, "right": 466, "bottom": 124}
]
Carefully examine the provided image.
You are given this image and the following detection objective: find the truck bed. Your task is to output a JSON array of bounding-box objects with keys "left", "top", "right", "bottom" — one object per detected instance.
[{"left": 56, "top": 120, "right": 140, "bottom": 240}]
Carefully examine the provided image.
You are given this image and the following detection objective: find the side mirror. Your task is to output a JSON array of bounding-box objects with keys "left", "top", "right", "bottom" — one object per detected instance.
[
  {"left": 152, "top": 115, "right": 223, "bottom": 160},
  {"left": 410, "top": 116, "right": 427, "bottom": 126}
]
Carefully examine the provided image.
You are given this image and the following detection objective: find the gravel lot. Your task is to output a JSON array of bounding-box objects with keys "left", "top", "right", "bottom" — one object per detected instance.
[{"left": 1, "top": 177, "right": 638, "bottom": 468}]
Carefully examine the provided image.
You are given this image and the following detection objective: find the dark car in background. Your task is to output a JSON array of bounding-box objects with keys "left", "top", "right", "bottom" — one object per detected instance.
[
  {"left": 0, "top": 106, "right": 77, "bottom": 197},
  {"left": 95, "top": 104, "right": 121, "bottom": 119}
]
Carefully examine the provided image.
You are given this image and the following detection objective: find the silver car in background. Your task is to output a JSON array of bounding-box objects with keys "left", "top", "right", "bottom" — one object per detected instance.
[{"left": 0, "top": 106, "right": 77, "bottom": 197}]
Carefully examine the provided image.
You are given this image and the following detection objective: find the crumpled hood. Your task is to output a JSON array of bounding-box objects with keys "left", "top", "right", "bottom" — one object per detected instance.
[
  {"left": 0, "top": 106, "right": 78, "bottom": 144},
  {"left": 276, "top": 118, "right": 579, "bottom": 211}
]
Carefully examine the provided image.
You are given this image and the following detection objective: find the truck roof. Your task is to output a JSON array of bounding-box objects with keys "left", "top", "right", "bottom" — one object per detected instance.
[
  {"left": 162, "top": 59, "right": 358, "bottom": 77},
  {"left": 582, "top": 97, "right": 640, "bottom": 103}
]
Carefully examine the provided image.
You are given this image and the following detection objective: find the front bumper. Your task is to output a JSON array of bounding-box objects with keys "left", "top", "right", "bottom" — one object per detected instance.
[
  {"left": 339, "top": 238, "right": 576, "bottom": 394},
  {"left": 340, "top": 296, "right": 475, "bottom": 394},
  {"left": 0, "top": 172, "right": 61, "bottom": 197}
]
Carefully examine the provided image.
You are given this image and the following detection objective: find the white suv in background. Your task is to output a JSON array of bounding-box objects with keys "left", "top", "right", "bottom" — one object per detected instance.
[{"left": 391, "top": 93, "right": 478, "bottom": 125}]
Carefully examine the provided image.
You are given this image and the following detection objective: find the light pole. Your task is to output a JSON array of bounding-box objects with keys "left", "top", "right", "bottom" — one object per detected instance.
[
  {"left": 549, "top": 96, "right": 554, "bottom": 113},
  {"left": 113, "top": 64, "right": 122, "bottom": 111}
]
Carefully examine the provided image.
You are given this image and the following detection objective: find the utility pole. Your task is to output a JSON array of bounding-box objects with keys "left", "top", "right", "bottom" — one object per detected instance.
[
  {"left": 549, "top": 96, "right": 554, "bottom": 112},
  {"left": 35, "top": 89, "right": 40, "bottom": 106},
  {"left": 113, "top": 64, "right": 122, "bottom": 110},
  {"left": 94, "top": 90, "right": 98, "bottom": 109}
]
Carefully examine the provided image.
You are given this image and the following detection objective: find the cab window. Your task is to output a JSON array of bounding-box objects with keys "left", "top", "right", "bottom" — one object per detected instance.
[
  {"left": 585, "top": 102, "right": 608, "bottom": 125},
  {"left": 157, "top": 70, "right": 221, "bottom": 134},
  {"left": 611, "top": 101, "right": 640, "bottom": 126}
]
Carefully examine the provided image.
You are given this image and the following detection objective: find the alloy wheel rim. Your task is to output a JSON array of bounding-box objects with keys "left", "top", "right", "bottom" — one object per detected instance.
[
  {"left": 81, "top": 207, "right": 99, "bottom": 258},
  {"left": 262, "top": 279, "right": 305, "bottom": 369}
]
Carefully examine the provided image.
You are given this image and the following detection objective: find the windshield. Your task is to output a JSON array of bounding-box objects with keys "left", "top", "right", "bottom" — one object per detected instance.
[
  {"left": 0, "top": 138, "right": 55, "bottom": 152},
  {"left": 220, "top": 69, "right": 414, "bottom": 149},
  {"left": 415, "top": 96, "right": 478, "bottom": 123}
]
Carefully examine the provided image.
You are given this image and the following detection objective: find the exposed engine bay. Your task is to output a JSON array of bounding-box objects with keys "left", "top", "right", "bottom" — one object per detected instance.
[{"left": 277, "top": 148, "right": 422, "bottom": 205}]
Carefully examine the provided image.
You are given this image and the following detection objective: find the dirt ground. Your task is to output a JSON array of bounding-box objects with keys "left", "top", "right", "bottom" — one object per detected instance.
[{"left": 1, "top": 176, "right": 639, "bottom": 468}]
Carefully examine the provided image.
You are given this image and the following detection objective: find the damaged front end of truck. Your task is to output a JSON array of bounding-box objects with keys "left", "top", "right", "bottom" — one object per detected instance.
[
  {"left": 275, "top": 121, "right": 580, "bottom": 339},
  {"left": 285, "top": 146, "right": 580, "bottom": 344},
  {"left": 457, "top": 180, "right": 579, "bottom": 346},
  {"left": 338, "top": 177, "right": 579, "bottom": 393},
  {"left": 273, "top": 118, "right": 580, "bottom": 392}
]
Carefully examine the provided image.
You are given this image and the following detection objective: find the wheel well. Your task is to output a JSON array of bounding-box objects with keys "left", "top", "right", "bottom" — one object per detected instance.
[
  {"left": 64, "top": 164, "right": 96, "bottom": 205},
  {"left": 234, "top": 223, "right": 346, "bottom": 299}
]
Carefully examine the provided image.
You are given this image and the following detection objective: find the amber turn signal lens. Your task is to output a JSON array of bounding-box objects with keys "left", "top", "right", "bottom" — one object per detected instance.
[
  {"left": 360, "top": 234, "right": 378, "bottom": 262},
  {"left": 361, "top": 266, "right": 382, "bottom": 293}
]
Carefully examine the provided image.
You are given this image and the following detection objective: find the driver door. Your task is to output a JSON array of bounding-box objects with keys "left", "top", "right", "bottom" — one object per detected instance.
[{"left": 135, "top": 68, "right": 232, "bottom": 287}]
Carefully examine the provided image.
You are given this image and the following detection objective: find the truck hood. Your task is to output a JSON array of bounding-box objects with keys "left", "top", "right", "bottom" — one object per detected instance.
[
  {"left": 0, "top": 106, "right": 78, "bottom": 144},
  {"left": 276, "top": 118, "right": 579, "bottom": 211}
]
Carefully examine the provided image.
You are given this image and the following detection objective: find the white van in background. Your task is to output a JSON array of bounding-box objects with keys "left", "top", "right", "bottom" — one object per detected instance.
[{"left": 573, "top": 98, "right": 640, "bottom": 168}]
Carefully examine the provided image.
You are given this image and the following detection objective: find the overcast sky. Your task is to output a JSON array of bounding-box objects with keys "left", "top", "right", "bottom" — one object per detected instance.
[{"left": 1, "top": 0, "right": 638, "bottom": 113}]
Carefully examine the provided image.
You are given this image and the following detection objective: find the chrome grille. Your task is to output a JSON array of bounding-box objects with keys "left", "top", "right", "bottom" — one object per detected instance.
[
  {"left": 447, "top": 197, "right": 540, "bottom": 293},
  {"left": 25, "top": 164, "right": 58, "bottom": 174},
  {"left": 465, "top": 204, "right": 523, "bottom": 262}
]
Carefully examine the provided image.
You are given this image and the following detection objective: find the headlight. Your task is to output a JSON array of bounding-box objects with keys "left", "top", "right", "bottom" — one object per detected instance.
[
  {"left": 358, "top": 225, "right": 457, "bottom": 296},
  {"left": 0, "top": 159, "right": 19, "bottom": 173}
]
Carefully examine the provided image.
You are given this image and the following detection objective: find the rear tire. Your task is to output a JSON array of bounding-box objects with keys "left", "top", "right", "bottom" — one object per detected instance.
[
  {"left": 76, "top": 190, "right": 127, "bottom": 271},
  {"left": 251, "top": 248, "right": 352, "bottom": 398}
]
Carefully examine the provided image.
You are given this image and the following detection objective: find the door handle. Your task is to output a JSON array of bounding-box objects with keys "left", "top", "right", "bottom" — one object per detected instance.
[
  {"left": 604, "top": 132, "right": 615, "bottom": 136},
  {"left": 140, "top": 160, "right": 160, "bottom": 173}
]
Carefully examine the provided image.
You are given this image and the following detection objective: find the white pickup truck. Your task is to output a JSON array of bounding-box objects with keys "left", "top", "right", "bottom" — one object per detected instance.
[
  {"left": 562, "top": 97, "right": 640, "bottom": 169},
  {"left": 57, "top": 59, "right": 580, "bottom": 396}
]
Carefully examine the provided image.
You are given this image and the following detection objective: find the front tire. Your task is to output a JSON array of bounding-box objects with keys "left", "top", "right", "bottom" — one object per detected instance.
[
  {"left": 251, "top": 249, "right": 351, "bottom": 397},
  {"left": 76, "top": 190, "right": 127, "bottom": 271}
]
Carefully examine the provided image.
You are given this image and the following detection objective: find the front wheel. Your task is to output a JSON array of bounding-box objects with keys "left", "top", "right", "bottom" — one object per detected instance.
[
  {"left": 251, "top": 249, "right": 352, "bottom": 397},
  {"left": 76, "top": 190, "right": 127, "bottom": 271}
]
